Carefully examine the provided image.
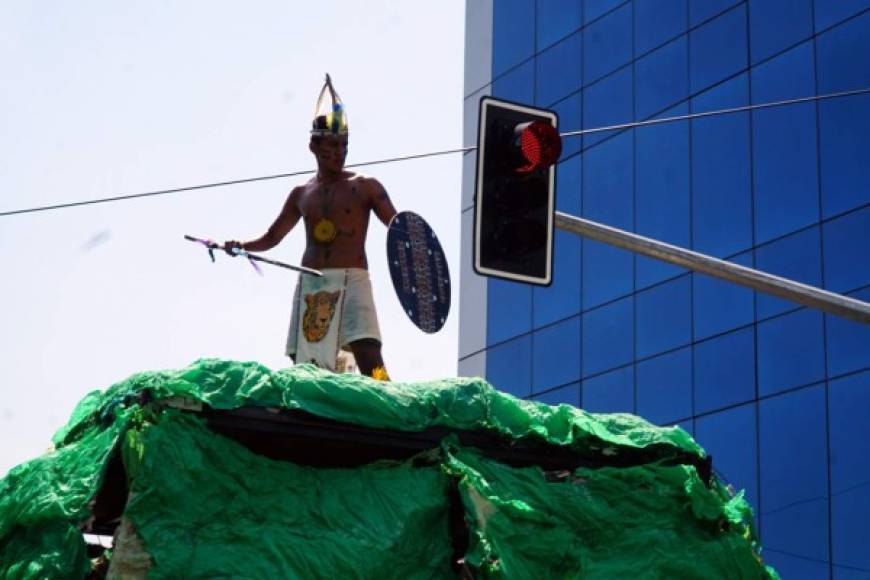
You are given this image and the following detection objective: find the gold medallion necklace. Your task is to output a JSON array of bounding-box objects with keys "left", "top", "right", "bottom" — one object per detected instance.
[
  {"left": 313, "top": 218, "right": 337, "bottom": 243},
  {"left": 314, "top": 182, "right": 338, "bottom": 244}
]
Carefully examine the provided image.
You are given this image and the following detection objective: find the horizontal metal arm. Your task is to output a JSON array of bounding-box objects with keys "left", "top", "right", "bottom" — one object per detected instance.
[{"left": 555, "top": 212, "right": 870, "bottom": 324}]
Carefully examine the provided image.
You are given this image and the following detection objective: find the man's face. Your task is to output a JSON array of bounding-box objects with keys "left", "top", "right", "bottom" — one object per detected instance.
[{"left": 311, "top": 135, "right": 348, "bottom": 172}]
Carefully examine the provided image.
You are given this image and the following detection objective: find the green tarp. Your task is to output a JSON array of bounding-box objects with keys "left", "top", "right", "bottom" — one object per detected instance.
[
  {"left": 122, "top": 410, "right": 454, "bottom": 578},
  {"left": 0, "top": 359, "right": 778, "bottom": 578},
  {"left": 444, "top": 442, "right": 765, "bottom": 578}
]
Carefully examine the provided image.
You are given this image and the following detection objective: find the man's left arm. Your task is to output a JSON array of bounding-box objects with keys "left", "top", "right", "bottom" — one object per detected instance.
[{"left": 368, "top": 178, "right": 398, "bottom": 227}]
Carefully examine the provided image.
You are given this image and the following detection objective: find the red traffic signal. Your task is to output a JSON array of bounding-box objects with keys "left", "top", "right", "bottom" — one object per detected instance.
[
  {"left": 516, "top": 121, "right": 562, "bottom": 173},
  {"left": 473, "top": 97, "right": 559, "bottom": 286}
]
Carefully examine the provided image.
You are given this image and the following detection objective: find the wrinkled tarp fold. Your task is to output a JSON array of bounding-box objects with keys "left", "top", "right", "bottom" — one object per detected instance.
[
  {"left": 118, "top": 410, "right": 454, "bottom": 578},
  {"left": 443, "top": 440, "right": 768, "bottom": 578},
  {"left": 1, "top": 416, "right": 127, "bottom": 579},
  {"left": 0, "top": 359, "right": 777, "bottom": 579},
  {"left": 53, "top": 359, "right": 702, "bottom": 456}
]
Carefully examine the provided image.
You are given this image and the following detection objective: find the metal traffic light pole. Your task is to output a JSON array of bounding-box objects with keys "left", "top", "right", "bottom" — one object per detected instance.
[
  {"left": 553, "top": 211, "right": 870, "bottom": 324},
  {"left": 471, "top": 90, "right": 870, "bottom": 325},
  {"left": 475, "top": 94, "right": 870, "bottom": 324},
  {"left": 545, "top": 88, "right": 870, "bottom": 325}
]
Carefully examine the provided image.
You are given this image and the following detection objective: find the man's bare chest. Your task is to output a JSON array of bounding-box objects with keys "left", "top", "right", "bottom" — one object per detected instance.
[{"left": 298, "top": 184, "right": 369, "bottom": 225}]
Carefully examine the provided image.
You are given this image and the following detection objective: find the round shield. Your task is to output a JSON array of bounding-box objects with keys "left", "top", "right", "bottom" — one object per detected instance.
[{"left": 386, "top": 211, "right": 450, "bottom": 333}]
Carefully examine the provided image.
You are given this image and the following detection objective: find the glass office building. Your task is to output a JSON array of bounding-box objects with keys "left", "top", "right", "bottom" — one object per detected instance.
[{"left": 459, "top": 2, "right": 870, "bottom": 577}]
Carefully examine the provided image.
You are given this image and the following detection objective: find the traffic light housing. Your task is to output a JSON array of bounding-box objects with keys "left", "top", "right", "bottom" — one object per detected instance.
[{"left": 473, "top": 96, "right": 560, "bottom": 286}]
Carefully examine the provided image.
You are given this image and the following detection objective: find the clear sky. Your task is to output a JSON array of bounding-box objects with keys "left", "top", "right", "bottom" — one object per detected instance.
[{"left": 0, "top": 2, "right": 465, "bottom": 475}]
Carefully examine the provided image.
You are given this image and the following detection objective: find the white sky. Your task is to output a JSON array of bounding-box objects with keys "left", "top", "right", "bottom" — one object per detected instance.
[{"left": 0, "top": 1, "right": 465, "bottom": 475}]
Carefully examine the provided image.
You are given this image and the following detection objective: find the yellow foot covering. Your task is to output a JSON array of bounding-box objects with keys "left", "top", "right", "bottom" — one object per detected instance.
[{"left": 371, "top": 365, "right": 390, "bottom": 381}]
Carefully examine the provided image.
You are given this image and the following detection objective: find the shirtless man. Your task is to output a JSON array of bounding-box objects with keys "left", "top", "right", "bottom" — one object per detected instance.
[{"left": 225, "top": 79, "right": 397, "bottom": 378}]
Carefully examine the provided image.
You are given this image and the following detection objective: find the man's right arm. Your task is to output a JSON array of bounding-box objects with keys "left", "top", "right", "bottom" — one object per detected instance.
[{"left": 226, "top": 188, "right": 302, "bottom": 254}]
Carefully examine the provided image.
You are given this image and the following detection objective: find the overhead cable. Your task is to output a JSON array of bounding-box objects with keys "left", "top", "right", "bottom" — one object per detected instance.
[
  {"left": 1, "top": 86, "right": 867, "bottom": 218},
  {"left": 559, "top": 86, "right": 870, "bottom": 138}
]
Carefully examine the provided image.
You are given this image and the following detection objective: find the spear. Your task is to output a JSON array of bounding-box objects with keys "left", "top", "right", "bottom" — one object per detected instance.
[{"left": 184, "top": 235, "right": 323, "bottom": 277}]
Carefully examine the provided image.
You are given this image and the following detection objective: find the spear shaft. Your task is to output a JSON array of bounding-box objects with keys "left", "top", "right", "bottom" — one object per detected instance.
[{"left": 184, "top": 235, "right": 323, "bottom": 277}]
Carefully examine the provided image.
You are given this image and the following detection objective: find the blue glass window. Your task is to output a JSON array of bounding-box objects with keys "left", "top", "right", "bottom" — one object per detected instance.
[
  {"left": 582, "top": 297, "right": 633, "bottom": 376},
  {"left": 814, "top": 0, "right": 870, "bottom": 31},
  {"left": 819, "top": 94, "right": 870, "bottom": 218},
  {"left": 752, "top": 103, "right": 819, "bottom": 244},
  {"left": 748, "top": 0, "right": 813, "bottom": 64},
  {"left": 834, "top": 566, "right": 870, "bottom": 580},
  {"left": 755, "top": 227, "right": 822, "bottom": 319},
  {"left": 582, "top": 366, "right": 634, "bottom": 413},
  {"left": 487, "top": 278, "right": 532, "bottom": 345},
  {"left": 758, "top": 309, "right": 825, "bottom": 396},
  {"left": 491, "top": 59, "right": 534, "bottom": 104},
  {"left": 759, "top": 386, "right": 829, "bottom": 565},
  {"left": 764, "top": 551, "right": 829, "bottom": 579},
  {"left": 533, "top": 382, "right": 581, "bottom": 406},
  {"left": 692, "top": 251, "right": 755, "bottom": 340},
  {"left": 829, "top": 370, "right": 870, "bottom": 507},
  {"left": 557, "top": 152, "right": 582, "bottom": 216},
  {"left": 750, "top": 43, "right": 819, "bottom": 245},
  {"left": 636, "top": 347, "right": 692, "bottom": 425},
  {"left": 537, "top": 0, "right": 582, "bottom": 50},
  {"left": 582, "top": 132, "right": 633, "bottom": 307},
  {"left": 583, "top": 0, "right": 624, "bottom": 24},
  {"left": 823, "top": 206, "right": 870, "bottom": 293},
  {"left": 826, "top": 288, "right": 870, "bottom": 377},
  {"left": 553, "top": 93, "right": 583, "bottom": 159},
  {"left": 582, "top": 130, "right": 632, "bottom": 229},
  {"left": 582, "top": 242, "right": 634, "bottom": 309},
  {"left": 534, "top": 230, "right": 582, "bottom": 328},
  {"left": 636, "top": 276, "right": 692, "bottom": 359},
  {"left": 816, "top": 10, "right": 870, "bottom": 93},
  {"left": 635, "top": 37, "right": 688, "bottom": 120},
  {"left": 689, "top": 5, "right": 748, "bottom": 94},
  {"left": 486, "top": 334, "right": 532, "bottom": 398},
  {"left": 636, "top": 104, "right": 690, "bottom": 288},
  {"left": 538, "top": 123, "right": 581, "bottom": 328},
  {"left": 691, "top": 69, "right": 748, "bottom": 112},
  {"left": 532, "top": 316, "right": 582, "bottom": 391},
  {"left": 493, "top": 0, "right": 536, "bottom": 77},
  {"left": 829, "top": 370, "right": 870, "bottom": 572},
  {"left": 536, "top": 32, "right": 582, "bottom": 107},
  {"left": 751, "top": 41, "right": 815, "bottom": 103},
  {"left": 695, "top": 403, "right": 758, "bottom": 510},
  {"left": 582, "top": 67, "right": 632, "bottom": 148},
  {"left": 582, "top": 3, "right": 632, "bottom": 85},
  {"left": 694, "top": 327, "right": 755, "bottom": 414},
  {"left": 689, "top": 0, "right": 740, "bottom": 27},
  {"left": 635, "top": 0, "right": 687, "bottom": 56},
  {"left": 691, "top": 75, "right": 753, "bottom": 257}
]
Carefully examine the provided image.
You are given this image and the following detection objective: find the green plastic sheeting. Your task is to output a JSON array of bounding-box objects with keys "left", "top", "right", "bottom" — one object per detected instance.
[
  {"left": 121, "top": 410, "right": 454, "bottom": 578},
  {"left": 52, "top": 359, "right": 702, "bottom": 457},
  {"left": 0, "top": 520, "right": 91, "bottom": 580},
  {"left": 0, "top": 414, "right": 128, "bottom": 579},
  {"left": 0, "top": 359, "right": 778, "bottom": 578},
  {"left": 444, "top": 441, "right": 768, "bottom": 578}
]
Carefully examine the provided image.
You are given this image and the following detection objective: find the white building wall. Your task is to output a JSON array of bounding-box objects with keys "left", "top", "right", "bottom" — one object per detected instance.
[{"left": 458, "top": 0, "right": 493, "bottom": 377}]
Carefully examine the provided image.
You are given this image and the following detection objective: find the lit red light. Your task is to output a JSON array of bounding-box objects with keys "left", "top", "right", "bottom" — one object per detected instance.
[{"left": 516, "top": 121, "right": 562, "bottom": 173}]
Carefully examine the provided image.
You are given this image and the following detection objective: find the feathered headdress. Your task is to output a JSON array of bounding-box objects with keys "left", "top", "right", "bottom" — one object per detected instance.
[{"left": 311, "top": 73, "right": 348, "bottom": 136}]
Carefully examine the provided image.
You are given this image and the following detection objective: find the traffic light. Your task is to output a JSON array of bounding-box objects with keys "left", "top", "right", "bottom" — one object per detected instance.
[{"left": 473, "top": 96, "right": 561, "bottom": 286}]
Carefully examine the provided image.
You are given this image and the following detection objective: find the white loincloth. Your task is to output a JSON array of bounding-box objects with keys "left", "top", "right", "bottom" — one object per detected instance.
[{"left": 286, "top": 268, "right": 382, "bottom": 371}]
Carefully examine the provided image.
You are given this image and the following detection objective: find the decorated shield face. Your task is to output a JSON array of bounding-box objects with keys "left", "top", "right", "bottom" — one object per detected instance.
[
  {"left": 311, "top": 73, "right": 348, "bottom": 137},
  {"left": 386, "top": 211, "right": 451, "bottom": 334}
]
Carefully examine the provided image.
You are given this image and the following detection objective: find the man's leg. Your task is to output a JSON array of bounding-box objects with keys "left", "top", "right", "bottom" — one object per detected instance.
[{"left": 349, "top": 338, "right": 387, "bottom": 378}]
